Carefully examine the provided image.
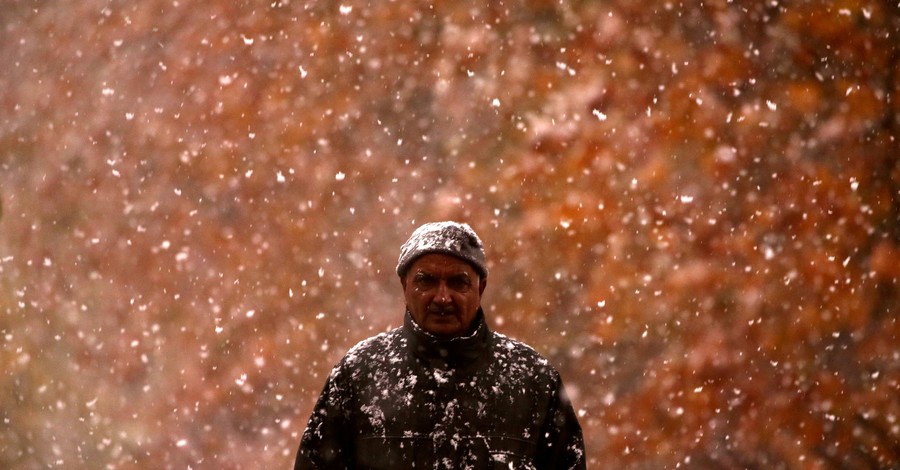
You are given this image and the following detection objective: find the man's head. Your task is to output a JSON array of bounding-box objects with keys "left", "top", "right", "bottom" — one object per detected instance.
[{"left": 397, "top": 222, "right": 488, "bottom": 337}]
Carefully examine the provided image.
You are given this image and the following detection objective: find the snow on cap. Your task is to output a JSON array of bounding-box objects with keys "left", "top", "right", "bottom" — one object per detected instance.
[{"left": 396, "top": 221, "right": 488, "bottom": 279}]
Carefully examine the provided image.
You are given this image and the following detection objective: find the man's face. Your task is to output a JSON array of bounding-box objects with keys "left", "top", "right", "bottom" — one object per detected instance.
[{"left": 401, "top": 253, "right": 486, "bottom": 338}]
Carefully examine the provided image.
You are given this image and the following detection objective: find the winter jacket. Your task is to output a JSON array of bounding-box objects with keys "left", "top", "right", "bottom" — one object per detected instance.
[{"left": 294, "top": 309, "right": 585, "bottom": 469}]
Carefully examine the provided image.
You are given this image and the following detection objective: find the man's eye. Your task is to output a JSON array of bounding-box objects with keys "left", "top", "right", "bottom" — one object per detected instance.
[
  {"left": 414, "top": 274, "right": 437, "bottom": 287},
  {"left": 448, "top": 277, "right": 471, "bottom": 290}
]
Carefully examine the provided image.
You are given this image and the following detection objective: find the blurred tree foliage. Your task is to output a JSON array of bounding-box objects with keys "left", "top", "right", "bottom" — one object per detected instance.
[{"left": 0, "top": 0, "right": 897, "bottom": 468}]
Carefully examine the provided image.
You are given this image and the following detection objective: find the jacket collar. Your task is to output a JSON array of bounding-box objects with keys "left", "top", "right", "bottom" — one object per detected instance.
[{"left": 403, "top": 308, "right": 490, "bottom": 368}]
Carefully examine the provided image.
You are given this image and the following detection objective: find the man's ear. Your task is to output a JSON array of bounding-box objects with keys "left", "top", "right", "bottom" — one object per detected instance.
[
  {"left": 400, "top": 276, "right": 407, "bottom": 290},
  {"left": 478, "top": 278, "right": 487, "bottom": 296}
]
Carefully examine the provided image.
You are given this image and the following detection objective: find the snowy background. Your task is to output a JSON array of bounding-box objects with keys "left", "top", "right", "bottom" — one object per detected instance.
[{"left": 1, "top": 0, "right": 898, "bottom": 468}]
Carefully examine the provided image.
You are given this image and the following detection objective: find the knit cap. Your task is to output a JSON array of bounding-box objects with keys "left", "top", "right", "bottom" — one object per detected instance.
[{"left": 396, "top": 221, "right": 488, "bottom": 279}]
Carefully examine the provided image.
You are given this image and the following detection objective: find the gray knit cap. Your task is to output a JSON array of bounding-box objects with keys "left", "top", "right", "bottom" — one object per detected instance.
[{"left": 396, "top": 221, "right": 488, "bottom": 279}]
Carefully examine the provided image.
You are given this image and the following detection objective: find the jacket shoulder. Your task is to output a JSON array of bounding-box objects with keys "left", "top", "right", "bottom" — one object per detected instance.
[
  {"left": 489, "top": 332, "right": 560, "bottom": 383},
  {"left": 491, "top": 332, "right": 551, "bottom": 362},
  {"left": 336, "top": 327, "right": 405, "bottom": 370}
]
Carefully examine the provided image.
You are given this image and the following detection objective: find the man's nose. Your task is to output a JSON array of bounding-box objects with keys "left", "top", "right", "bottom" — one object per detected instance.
[{"left": 434, "top": 282, "right": 452, "bottom": 303}]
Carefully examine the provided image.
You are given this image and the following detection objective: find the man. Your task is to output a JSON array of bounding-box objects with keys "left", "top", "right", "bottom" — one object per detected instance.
[{"left": 295, "top": 221, "right": 585, "bottom": 469}]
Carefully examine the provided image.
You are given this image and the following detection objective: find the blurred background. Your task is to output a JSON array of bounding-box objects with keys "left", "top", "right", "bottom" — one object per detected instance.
[{"left": 1, "top": 0, "right": 898, "bottom": 468}]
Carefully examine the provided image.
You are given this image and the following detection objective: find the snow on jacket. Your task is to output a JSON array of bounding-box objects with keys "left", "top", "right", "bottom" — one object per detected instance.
[{"left": 295, "top": 309, "right": 586, "bottom": 469}]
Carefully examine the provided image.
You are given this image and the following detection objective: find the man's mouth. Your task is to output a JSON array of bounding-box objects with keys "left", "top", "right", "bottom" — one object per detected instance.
[{"left": 427, "top": 306, "right": 456, "bottom": 317}]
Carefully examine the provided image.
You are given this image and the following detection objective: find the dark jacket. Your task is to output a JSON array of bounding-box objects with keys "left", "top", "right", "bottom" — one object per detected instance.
[{"left": 295, "top": 310, "right": 585, "bottom": 469}]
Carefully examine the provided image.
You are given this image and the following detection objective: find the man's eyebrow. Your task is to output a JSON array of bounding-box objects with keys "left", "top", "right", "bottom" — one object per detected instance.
[{"left": 413, "top": 271, "right": 471, "bottom": 280}]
